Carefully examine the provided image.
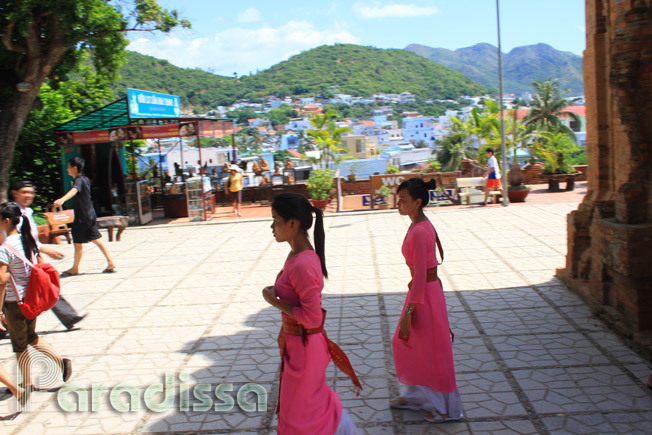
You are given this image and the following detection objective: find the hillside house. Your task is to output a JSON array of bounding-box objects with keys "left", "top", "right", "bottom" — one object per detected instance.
[
  {"left": 402, "top": 116, "right": 436, "bottom": 146},
  {"left": 341, "top": 135, "right": 378, "bottom": 159}
]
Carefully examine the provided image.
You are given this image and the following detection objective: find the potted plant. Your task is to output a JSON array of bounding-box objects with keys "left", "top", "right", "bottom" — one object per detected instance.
[
  {"left": 507, "top": 163, "right": 530, "bottom": 202},
  {"left": 377, "top": 185, "right": 392, "bottom": 210},
  {"left": 537, "top": 132, "right": 581, "bottom": 191},
  {"left": 347, "top": 163, "right": 362, "bottom": 182},
  {"left": 307, "top": 168, "right": 334, "bottom": 210},
  {"left": 386, "top": 164, "right": 400, "bottom": 174},
  {"left": 421, "top": 159, "right": 441, "bottom": 174}
]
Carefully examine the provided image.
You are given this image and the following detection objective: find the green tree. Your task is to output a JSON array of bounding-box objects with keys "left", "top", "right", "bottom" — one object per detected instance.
[
  {"left": 236, "top": 127, "right": 263, "bottom": 154},
  {"left": 525, "top": 78, "right": 581, "bottom": 138},
  {"left": 307, "top": 109, "right": 351, "bottom": 169},
  {"left": 227, "top": 108, "right": 259, "bottom": 126},
  {"left": 436, "top": 121, "right": 473, "bottom": 171},
  {"left": 536, "top": 131, "right": 580, "bottom": 174},
  {"left": 1, "top": 0, "right": 190, "bottom": 201},
  {"left": 268, "top": 104, "right": 298, "bottom": 127},
  {"left": 10, "top": 54, "right": 116, "bottom": 207}
]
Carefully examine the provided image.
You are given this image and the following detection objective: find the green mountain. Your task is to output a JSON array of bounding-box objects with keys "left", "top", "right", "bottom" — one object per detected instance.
[
  {"left": 111, "top": 52, "right": 239, "bottom": 111},
  {"left": 114, "top": 44, "right": 485, "bottom": 111},
  {"left": 239, "top": 44, "right": 484, "bottom": 100},
  {"left": 404, "top": 43, "right": 584, "bottom": 95}
]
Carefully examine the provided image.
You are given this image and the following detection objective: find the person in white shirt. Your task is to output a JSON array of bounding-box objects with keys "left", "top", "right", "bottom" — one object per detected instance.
[
  {"left": 482, "top": 148, "right": 504, "bottom": 205},
  {"left": 0, "top": 202, "right": 72, "bottom": 392},
  {"left": 10, "top": 181, "right": 87, "bottom": 330}
]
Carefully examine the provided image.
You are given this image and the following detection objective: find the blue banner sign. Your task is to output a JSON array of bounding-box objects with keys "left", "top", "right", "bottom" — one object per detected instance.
[
  {"left": 362, "top": 195, "right": 383, "bottom": 206},
  {"left": 128, "top": 88, "right": 181, "bottom": 119}
]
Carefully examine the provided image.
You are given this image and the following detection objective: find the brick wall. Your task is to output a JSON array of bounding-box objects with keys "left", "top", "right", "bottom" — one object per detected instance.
[{"left": 559, "top": 0, "right": 652, "bottom": 357}]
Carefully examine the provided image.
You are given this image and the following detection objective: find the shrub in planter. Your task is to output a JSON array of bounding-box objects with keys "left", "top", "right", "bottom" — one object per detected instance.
[{"left": 307, "top": 168, "right": 335, "bottom": 201}]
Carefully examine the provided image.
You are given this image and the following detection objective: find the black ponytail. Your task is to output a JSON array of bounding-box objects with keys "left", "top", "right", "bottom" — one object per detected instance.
[
  {"left": 1, "top": 202, "right": 38, "bottom": 261},
  {"left": 272, "top": 193, "right": 328, "bottom": 279},
  {"left": 396, "top": 178, "right": 437, "bottom": 208},
  {"left": 310, "top": 206, "right": 327, "bottom": 279}
]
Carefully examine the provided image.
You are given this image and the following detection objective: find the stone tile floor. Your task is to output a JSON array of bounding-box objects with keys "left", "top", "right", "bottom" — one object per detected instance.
[{"left": 1, "top": 200, "right": 651, "bottom": 434}]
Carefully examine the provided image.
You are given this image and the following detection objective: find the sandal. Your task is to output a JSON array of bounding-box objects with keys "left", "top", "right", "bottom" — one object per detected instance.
[
  {"left": 60, "top": 271, "right": 78, "bottom": 278},
  {"left": 102, "top": 268, "right": 116, "bottom": 274},
  {"left": 15, "top": 386, "right": 29, "bottom": 408},
  {"left": 389, "top": 396, "right": 422, "bottom": 411},
  {"left": 424, "top": 412, "right": 462, "bottom": 423}
]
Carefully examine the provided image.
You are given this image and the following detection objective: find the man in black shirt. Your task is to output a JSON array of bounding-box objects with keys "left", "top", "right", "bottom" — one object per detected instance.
[{"left": 54, "top": 157, "right": 116, "bottom": 276}]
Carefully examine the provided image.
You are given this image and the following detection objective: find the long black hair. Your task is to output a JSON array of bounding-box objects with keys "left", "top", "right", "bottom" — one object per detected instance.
[
  {"left": 272, "top": 193, "right": 328, "bottom": 278},
  {"left": 1, "top": 202, "right": 38, "bottom": 261},
  {"left": 397, "top": 178, "right": 437, "bottom": 208}
]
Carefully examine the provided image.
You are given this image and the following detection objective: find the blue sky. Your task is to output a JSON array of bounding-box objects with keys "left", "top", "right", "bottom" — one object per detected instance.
[{"left": 128, "top": 1, "right": 586, "bottom": 77}]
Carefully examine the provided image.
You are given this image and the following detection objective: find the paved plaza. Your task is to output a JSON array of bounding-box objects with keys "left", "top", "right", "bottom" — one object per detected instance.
[{"left": 1, "top": 198, "right": 651, "bottom": 434}]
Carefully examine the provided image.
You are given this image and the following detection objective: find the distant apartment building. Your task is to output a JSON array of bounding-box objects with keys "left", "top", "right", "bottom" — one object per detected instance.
[
  {"left": 286, "top": 117, "right": 311, "bottom": 131},
  {"left": 400, "top": 92, "right": 416, "bottom": 104},
  {"left": 300, "top": 97, "right": 315, "bottom": 106},
  {"left": 300, "top": 104, "right": 323, "bottom": 116},
  {"left": 373, "top": 106, "right": 393, "bottom": 126},
  {"left": 268, "top": 97, "right": 283, "bottom": 109},
  {"left": 248, "top": 118, "right": 269, "bottom": 128},
  {"left": 340, "top": 135, "right": 377, "bottom": 159},
  {"left": 351, "top": 120, "right": 376, "bottom": 137},
  {"left": 402, "top": 116, "right": 436, "bottom": 146}
]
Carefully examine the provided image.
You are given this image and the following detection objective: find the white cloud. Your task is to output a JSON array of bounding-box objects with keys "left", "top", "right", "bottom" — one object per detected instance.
[
  {"left": 353, "top": 3, "right": 439, "bottom": 19},
  {"left": 128, "top": 21, "right": 359, "bottom": 76},
  {"left": 576, "top": 25, "right": 586, "bottom": 32},
  {"left": 238, "top": 8, "right": 261, "bottom": 23}
]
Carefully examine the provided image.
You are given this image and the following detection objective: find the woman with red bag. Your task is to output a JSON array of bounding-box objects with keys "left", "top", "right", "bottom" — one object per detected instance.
[{"left": 0, "top": 202, "right": 72, "bottom": 392}]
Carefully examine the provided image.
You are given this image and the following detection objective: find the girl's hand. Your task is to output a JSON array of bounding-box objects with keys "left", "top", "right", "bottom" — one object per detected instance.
[
  {"left": 398, "top": 313, "right": 412, "bottom": 343},
  {"left": 262, "top": 286, "right": 278, "bottom": 306}
]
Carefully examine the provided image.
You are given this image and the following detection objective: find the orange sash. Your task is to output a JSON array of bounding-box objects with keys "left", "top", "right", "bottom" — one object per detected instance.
[{"left": 277, "top": 309, "right": 362, "bottom": 413}]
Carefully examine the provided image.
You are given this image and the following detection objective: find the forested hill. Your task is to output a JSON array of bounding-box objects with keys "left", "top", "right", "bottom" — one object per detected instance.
[
  {"left": 239, "top": 44, "right": 484, "bottom": 100},
  {"left": 405, "top": 42, "right": 584, "bottom": 95},
  {"left": 114, "top": 44, "right": 485, "bottom": 112},
  {"left": 111, "top": 52, "right": 239, "bottom": 110}
]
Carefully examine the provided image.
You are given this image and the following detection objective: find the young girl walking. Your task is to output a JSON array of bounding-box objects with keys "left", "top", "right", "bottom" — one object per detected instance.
[
  {"left": 390, "top": 178, "right": 463, "bottom": 423},
  {"left": 0, "top": 202, "right": 72, "bottom": 393},
  {"left": 262, "top": 193, "right": 361, "bottom": 434}
]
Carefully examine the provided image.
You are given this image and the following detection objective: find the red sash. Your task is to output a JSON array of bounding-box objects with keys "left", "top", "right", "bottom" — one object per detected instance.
[{"left": 276, "top": 309, "right": 362, "bottom": 413}]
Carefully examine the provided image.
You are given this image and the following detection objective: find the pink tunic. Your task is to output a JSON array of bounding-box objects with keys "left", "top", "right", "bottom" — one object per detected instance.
[
  {"left": 392, "top": 220, "right": 458, "bottom": 394},
  {"left": 275, "top": 250, "right": 342, "bottom": 435}
]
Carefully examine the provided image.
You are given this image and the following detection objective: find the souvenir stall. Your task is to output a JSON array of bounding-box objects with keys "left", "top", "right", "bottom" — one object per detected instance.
[{"left": 54, "top": 88, "right": 236, "bottom": 223}]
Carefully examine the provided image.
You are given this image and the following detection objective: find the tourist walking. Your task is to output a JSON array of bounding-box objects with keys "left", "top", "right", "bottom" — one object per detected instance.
[
  {"left": 262, "top": 193, "right": 362, "bottom": 434},
  {"left": 390, "top": 178, "right": 463, "bottom": 423},
  {"left": 53, "top": 157, "right": 116, "bottom": 276},
  {"left": 10, "top": 181, "right": 87, "bottom": 330},
  {"left": 482, "top": 148, "right": 504, "bottom": 205},
  {"left": 0, "top": 202, "right": 72, "bottom": 391},
  {"left": 228, "top": 164, "right": 243, "bottom": 217},
  {"left": 0, "top": 363, "right": 27, "bottom": 406}
]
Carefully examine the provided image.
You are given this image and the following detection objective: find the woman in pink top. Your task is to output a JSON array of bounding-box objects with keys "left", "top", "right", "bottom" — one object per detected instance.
[
  {"left": 262, "top": 193, "right": 361, "bottom": 435},
  {"left": 390, "top": 178, "right": 463, "bottom": 423}
]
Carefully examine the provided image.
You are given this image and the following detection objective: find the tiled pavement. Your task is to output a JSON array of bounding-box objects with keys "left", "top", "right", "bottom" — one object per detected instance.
[{"left": 1, "top": 199, "right": 651, "bottom": 434}]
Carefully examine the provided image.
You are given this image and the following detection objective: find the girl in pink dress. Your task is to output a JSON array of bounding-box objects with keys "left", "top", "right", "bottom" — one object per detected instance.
[
  {"left": 262, "top": 193, "right": 361, "bottom": 435},
  {"left": 390, "top": 178, "right": 463, "bottom": 423}
]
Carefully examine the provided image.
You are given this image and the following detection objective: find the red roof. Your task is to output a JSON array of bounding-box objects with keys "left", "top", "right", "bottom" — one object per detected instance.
[
  {"left": 361, "top": 120, "right": 375, "bottom": 127},
  {"left": 560, "top": 105, "right": 586, "bottom": 117},
  {"left": 511, "top": 105, "right": 585, "bottom": 120},
  {"left": 288, "top": 149, "right": 302, "bottom": 157}
]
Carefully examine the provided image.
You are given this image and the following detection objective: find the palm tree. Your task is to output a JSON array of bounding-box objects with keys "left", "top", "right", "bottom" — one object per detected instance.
[
  {"left": 307, "top": 109, "right": 352, "bottom": 169},
  {"left": 525, "top": 79, "right": 581, "bottom": 139},
  {"left": 436, "top": 121, "right": 473, "bottom": 171}
]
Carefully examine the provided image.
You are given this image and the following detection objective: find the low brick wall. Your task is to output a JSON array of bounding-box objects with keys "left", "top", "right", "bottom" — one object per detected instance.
[{"left": 213, "top": 184, "right": 309, "bottom": 205}]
